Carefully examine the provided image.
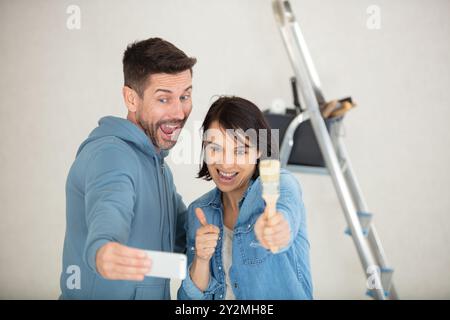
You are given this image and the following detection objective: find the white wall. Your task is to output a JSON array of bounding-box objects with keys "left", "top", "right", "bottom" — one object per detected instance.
[{"left": 0, "top": 0, "right": 449, "bottom": 299}]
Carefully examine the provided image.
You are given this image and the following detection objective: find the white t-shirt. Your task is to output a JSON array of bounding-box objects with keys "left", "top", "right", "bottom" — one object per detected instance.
[{"left": 222, "top": 225, "right": 236, "bottom": 300}]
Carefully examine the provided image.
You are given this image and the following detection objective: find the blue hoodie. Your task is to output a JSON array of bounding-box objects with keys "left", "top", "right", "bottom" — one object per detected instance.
[{"left": 60, "top": 116, "right": 186, "bottom": 299}]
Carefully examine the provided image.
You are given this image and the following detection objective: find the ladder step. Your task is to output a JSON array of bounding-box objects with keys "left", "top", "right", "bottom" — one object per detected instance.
[
  {"left": 344, "top": 211, "right": 373, "bottom": 236},
  {"left": 366, "top": 289, "right": 391, "bottom": 299},
  {"left": 365, "top": 267, "right": 394, "bottom": 299},
  {"left": 381, "top": 267, "right": 394, "bottom": 295}
]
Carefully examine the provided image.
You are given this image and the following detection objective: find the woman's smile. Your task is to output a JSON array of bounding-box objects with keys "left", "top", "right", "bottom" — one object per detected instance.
[{"left": 216, "top": 169, "right": 239, "bottom": 185}]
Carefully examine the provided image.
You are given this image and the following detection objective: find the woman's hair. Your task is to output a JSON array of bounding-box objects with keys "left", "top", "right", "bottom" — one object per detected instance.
[{"left": 197, "top": 96, "right": 274, "bottom": 181}]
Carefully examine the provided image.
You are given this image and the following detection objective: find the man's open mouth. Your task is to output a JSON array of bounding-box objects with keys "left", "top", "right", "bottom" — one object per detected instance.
[{"left": 159, "top": 123, "right": 183, "bottom": 141}]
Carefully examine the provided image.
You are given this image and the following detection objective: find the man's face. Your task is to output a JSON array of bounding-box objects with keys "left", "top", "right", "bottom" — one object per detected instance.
[{"left": 131, "top": 70, "right": 193, "bottom": 151}]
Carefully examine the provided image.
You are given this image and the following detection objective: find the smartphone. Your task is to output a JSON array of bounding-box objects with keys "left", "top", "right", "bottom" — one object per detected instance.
[{"left": 144, "top": 250, "right": 187, "bottom": 280}]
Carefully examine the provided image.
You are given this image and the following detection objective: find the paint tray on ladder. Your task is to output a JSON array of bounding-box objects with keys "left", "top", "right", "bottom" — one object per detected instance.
[{"left": 263, "top": 110, "right": 343, "bottom": 168}]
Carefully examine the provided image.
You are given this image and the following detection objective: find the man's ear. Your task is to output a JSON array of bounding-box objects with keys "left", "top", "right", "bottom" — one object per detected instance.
[{"left": 122, "top": 86, "right": 140, "bottom": 113}]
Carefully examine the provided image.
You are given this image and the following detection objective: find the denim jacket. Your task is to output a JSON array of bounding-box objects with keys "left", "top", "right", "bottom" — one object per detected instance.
[{"left": 177, "top": 169, "right": 313, "bottom": 300}]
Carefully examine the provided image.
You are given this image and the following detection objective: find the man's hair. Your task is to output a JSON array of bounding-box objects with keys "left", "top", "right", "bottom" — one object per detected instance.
[
  {"left": 198, "top": 96, "right": 275, "bottom": 181},
  {"left": 123, "top": 37, "right": 197, "bottom": 97}
]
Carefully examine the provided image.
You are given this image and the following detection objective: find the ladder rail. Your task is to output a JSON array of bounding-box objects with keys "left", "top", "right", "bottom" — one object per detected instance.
[
  {"left": 272, "top": 0, "right": 386, "bottom": 300},
  {"left": 272, "top": 0, "right": 326, "bottom": 106},
  {"left": 332, "top": 131, "right": 399, "bottom": 299}
]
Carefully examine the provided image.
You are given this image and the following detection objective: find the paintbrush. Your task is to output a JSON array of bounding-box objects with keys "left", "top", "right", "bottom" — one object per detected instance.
[{"left": 259, "top": 159, "right": 281, "bottom": 253}]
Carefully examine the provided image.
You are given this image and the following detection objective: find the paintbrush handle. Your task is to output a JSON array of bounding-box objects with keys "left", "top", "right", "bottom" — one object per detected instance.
[
  {"left": 263, "top": 195, "right": 278, "bottom": 217},
  {"left": 262, "top": 194, "right": 280, "bottom": 253}
]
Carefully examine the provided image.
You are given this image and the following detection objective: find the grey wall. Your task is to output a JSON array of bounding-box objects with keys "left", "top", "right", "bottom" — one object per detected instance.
[{"left": 0, "top": 0, "right": 449, "bottom": 299}]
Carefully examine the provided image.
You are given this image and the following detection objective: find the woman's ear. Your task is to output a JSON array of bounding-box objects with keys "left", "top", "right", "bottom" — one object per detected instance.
[
  {"left": 122, "top": 86, "right": 139, "bottom": 113},
  {"left": 257, "top": 150, "right": 262, "bottom": 159}
]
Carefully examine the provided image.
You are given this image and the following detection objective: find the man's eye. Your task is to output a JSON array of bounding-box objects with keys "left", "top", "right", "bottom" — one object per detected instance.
[
  {"left": 158, "top": 98, "right": 168, "bottom": 103},
  {"left": 180, "top": 95, "right": 190, "bottom": 101}
]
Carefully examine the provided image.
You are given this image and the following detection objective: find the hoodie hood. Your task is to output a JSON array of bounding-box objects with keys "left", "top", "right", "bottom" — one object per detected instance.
[{"left": 77, "top": 116, "right": 169, "bottom": 159}]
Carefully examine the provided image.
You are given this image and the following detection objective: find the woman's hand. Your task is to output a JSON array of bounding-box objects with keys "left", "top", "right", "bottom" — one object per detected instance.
[
  {"left": 194, "top": 208, "right": 220, "bottom": 261},
  {"left": 255, "top": 211, "right": 291, "bottom": 251},
  {"left": 190, "top": 208, "right": 220, "bottom": 292}
]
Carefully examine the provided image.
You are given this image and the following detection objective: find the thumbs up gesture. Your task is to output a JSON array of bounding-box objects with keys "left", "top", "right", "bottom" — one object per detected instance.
[{"left": 194, "top": 208, "right": 220, "bottom": 261}]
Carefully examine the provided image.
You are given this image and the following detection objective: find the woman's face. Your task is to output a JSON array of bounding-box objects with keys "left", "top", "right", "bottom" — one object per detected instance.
[{"left": 203, "top": 121, "right": 260, "bottom": 193}]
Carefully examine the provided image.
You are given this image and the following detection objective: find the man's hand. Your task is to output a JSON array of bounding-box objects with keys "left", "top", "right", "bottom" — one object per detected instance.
[
  {"left": 255, "top": 211, "right": 291, "bottom": 251},
  {"left": 194, "top": 208, "right": 220, "bottom": 261},
  {"left": 96, "top": 242, "right": 151, "bottom": 281}
]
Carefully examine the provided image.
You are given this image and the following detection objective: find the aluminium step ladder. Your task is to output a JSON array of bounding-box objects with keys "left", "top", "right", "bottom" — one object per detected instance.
[{"left": 269, "top": 0, "right": 398, "bottom": 300}]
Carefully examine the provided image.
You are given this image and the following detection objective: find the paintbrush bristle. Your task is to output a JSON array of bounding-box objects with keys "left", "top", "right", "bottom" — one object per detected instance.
[
  {"left": 259, "top": 159, "right": 280, "bottom": 194},
  {"left": 259, "top": 159, "right": 280, "bottom": 181}
]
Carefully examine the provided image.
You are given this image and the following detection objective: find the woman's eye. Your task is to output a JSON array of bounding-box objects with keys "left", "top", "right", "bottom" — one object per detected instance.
[{"left": 236, "top": 149, "right": 247, "bottom": 155}]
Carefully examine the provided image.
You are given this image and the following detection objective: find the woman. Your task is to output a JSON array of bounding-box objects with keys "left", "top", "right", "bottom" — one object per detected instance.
[{"left": 178, "top": 96, "right": 312, "bottom": 300}]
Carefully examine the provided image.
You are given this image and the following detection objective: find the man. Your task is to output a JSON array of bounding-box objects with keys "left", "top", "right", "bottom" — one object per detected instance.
[{"left": 60, "top": 38, "right": 196, "bottom": 299}]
